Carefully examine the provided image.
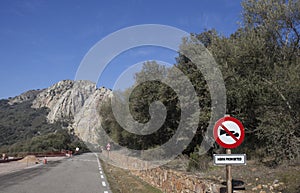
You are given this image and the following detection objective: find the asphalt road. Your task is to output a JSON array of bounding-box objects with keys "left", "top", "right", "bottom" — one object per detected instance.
[{"left": 0, "top": 153, "right": 111, "bottom": 193}]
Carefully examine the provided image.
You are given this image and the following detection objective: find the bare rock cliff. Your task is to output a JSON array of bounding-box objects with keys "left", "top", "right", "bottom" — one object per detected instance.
[
  {"left": 28, "top": 80, "right": 112, "bottom": 144},
  {"left": 8, "top": 89, "right": 44, "bottom": 105},
  {"left": 73, "top": 87, "right": 112, "bottom": 144},
  {"left": 32, "top": 80, "right": 97, "bottom": 122}
]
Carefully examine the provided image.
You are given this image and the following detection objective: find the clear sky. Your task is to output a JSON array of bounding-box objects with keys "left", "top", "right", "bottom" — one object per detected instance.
[{"left": 0, "top": 0, "right": 242, "bottom": 99}]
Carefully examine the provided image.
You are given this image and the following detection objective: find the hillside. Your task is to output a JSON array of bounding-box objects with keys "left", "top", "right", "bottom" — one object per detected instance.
[
  {"left": 0, "top": 80, "right": 112, "bottom": 154},
  {"left": 0, "top": 99, "right": 54, "bottom": 147}
]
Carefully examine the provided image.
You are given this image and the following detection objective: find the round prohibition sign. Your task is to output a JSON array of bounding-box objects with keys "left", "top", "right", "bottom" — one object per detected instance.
[{"left": 213, "top": 116, "right": 245, "bottom": 149}]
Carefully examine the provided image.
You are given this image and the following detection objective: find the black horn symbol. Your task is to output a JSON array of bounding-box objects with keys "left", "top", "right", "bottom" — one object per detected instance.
[{"left": 220, "top": 130, "right": 239, "bottom": 137}]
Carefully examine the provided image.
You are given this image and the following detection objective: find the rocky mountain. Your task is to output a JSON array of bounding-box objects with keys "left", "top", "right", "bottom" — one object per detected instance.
[
  {"left": 8, "top": 89, "right": 44, "bottom": 105},
  {"left": 8, "top": 80, "right": 112, "bottom": 145}
]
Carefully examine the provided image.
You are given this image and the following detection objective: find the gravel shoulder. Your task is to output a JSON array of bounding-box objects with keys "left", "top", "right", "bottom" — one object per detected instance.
[{"left": 0, "top": 156, "right": 66, "bottom": 176}]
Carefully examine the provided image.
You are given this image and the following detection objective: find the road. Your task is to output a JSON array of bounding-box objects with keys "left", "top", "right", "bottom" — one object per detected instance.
[{"left": 0, "top": 153, "right": 111, "bottom": 193}]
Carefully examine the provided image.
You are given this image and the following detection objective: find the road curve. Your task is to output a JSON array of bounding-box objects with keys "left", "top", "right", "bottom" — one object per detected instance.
[{"left": 0, "top": 153, "right": 111, "bottom": 193}]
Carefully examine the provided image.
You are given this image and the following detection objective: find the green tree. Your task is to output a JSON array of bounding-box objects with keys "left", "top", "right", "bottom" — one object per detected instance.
[
  {"left": 97, "top": 0, "right": 299, "bottom": 163},
  {"left": 192, "top": 0, "right": 300, "bottom": 162}
]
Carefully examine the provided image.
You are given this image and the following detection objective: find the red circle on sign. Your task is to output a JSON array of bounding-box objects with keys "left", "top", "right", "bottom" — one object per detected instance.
[{"left": 213, "top": 116, "right": 245, "bottom": 149}]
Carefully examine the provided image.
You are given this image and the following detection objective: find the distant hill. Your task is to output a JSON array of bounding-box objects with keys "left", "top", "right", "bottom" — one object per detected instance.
[
  {"left": 0, "top": 99, "right": 53, "bottom": 147},
  {"left": 0, "top": 80, "right": 112, "bottom": 154}
]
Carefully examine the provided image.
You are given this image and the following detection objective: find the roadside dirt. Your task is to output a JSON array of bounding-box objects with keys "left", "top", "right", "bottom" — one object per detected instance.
[
  {"left": 100, "top": 151, "right": 300, "bottom": 193},
  {"left": 192, "top": 160, "right": 300, "bottom": 193},
  {"left": 0, "top": 156, "right": 66, "bottom": 176},
  {"left": 101, "top": 160, "right": 162, "bottom": 193}
]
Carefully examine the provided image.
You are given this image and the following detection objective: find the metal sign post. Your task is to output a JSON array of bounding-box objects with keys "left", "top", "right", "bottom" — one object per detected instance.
[{"left": 226, "top": 149, "right": 232, "bottom": 193}]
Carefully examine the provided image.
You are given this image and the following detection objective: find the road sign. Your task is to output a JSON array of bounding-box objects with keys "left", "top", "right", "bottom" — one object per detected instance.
[
  {"left": 106, "top": 143, "right": 111, "bottom": 151},
  {"left": 213, "top": 116, "right": 245, "bottom": 148},
  {"left": 213, "top": 154, "right": 246, "bottom": 165}
]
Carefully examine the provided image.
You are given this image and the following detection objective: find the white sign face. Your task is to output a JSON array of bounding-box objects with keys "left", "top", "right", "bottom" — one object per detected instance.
[
  {"left": 217, "top": 121, "right": 241, "bottom": 145},
  {"left": 76, "top": 147, "right": 79, "bottom": 151},
  {"left": 213, "top": 154, "right": 246, "bottom": 165}
]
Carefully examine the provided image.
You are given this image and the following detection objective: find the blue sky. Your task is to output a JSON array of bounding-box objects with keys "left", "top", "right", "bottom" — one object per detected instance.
[{"left": 0, "top": 0, "right": 242, "bottom": 99}]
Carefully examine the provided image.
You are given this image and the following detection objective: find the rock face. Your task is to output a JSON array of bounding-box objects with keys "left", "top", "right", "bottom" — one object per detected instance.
[
  {"left": 32, "top": 80, "right": 98, "bottom": 122},
  {"left": 10, "top": 80, "right": 112, "bottom": 145},
  {"left": 8, "top": 89, "right": 44, "bottom": 105},
  {"left": 73, "top": 87, "right": 112, "bottom": 144}
]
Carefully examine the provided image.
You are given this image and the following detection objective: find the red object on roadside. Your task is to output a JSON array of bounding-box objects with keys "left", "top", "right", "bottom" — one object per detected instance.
[
  {"left": 43, "top": 157, "right": 47, "bottom": 164},
  {"left": 213, "top": 116, "right": 245, "bottom": 149}
]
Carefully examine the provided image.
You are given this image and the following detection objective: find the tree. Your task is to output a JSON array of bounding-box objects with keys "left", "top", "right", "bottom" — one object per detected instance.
[
  {"left": 97, "top": 0, "right": 299, "bottom": 163},
  {"left": 241, "top": 0, "right": 300, "bottom": 162},
  {"left": 190, "top": 0, "right": 300, "bottom": 162}
]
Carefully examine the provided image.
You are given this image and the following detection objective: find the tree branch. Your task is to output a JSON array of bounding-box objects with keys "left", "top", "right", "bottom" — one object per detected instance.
[{"left": 262, "top": 78, "right": 292, "bottom": 110}]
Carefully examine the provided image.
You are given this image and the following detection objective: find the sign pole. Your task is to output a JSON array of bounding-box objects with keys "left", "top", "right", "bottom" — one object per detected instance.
[
  {"left": 226, "top": 148, "right": 232, "bottom": 193},
  {"left": 213, "top": 115, "right": 246, "bottom": 193}
]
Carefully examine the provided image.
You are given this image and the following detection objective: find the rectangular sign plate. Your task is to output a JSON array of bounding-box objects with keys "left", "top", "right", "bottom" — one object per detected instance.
[{"left": 213, "top": 154, "right": 246, "bottom": 165}]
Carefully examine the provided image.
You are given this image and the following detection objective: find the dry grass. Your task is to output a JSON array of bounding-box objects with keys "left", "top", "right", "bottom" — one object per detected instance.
[
  {"left": 199, "top": 159, "right": 300, "bottom": 193},
  {"left": 101, "top": 160, "right": 162, "bottom": 193}
]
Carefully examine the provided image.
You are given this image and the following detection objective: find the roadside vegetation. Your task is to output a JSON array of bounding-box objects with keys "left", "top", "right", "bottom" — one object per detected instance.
[
  {"left": 0, "top": 99, "right": 88, "bottom": 155},
  {"left": 101, "top": 160, "right": 162, "bottom": 193},
  {"left": 99, "top": 0, "right": 299, "bottom": 167}
]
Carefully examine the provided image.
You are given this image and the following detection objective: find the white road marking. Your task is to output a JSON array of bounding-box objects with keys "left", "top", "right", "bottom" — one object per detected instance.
[{"left": 94, "top": 153, "right": 109, "bottom": 191}]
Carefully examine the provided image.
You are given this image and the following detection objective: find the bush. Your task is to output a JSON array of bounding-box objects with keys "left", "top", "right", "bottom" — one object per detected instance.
[{"left": 187, "top": 147, "right": 211, "bottom": 172}]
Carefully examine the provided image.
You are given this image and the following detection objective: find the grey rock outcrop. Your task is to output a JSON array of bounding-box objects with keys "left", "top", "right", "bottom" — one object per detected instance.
[
  {"left": 73, "top": 87, "right": 112, "bottom": 144},
  {"left": 32, "top": 80, "right": 97, "bottom": 122},
  {"left": 29, "top": 80, "right": 112, "bottom": 144},
  {"left": 8, "top": 89, "right": 44, "bottom": 105}
]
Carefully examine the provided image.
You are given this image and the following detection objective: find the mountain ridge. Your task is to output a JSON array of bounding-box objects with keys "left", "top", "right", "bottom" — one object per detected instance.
[{"left": 6, "top": 79, "right": 112, "bottom": 146}]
